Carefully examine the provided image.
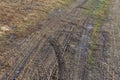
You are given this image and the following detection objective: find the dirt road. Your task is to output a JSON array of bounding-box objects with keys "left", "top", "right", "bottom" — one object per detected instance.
[
  {"left": 0, "top": 0, "right": 120, "bottom": 80},
  {"left": 0, "top": 0, "right": 87, "bottom": 80}
]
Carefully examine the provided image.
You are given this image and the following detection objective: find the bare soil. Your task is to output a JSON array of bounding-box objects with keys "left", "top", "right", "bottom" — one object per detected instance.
[{"left": 0, "top": 0, "right": 120, "bottom": 80}]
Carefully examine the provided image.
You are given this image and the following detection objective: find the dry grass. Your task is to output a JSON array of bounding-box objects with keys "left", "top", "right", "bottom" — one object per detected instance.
[
  {"left": 0, "top": 0, "right": 74, "bottom": 52},
  {"left": 0, "top": 0, "right": 73, "bottom": 33}
]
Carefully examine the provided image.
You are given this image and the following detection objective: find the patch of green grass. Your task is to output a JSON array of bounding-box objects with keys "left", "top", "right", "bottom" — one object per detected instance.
[{"left": 81, "top": 0, "right": 112, "bottom": 65}]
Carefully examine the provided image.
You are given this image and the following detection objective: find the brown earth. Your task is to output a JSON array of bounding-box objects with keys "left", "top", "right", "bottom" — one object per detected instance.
[{"left": 0, "top": 0, "right": 120, "bottom": 80}]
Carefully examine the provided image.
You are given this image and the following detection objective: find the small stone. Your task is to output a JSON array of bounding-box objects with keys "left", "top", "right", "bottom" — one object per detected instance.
[
  {"left": 86, "top": 24, "right": 93, "bottom": 30},
  {"left": 0, "top": 25, "right": 11, "bottom": 32}
]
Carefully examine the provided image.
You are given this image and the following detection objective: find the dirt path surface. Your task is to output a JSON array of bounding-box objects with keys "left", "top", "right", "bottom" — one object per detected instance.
[
  {"left": 0, "top": 0, "right": 120, "bottom": 80},
  {"left": 102, "top": 0, "right": 120, "bottom": 80},
  {"left": 0, "top": 0, "right": 87, "bottom": 79}
]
